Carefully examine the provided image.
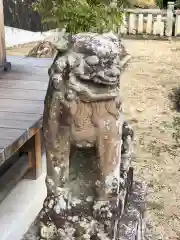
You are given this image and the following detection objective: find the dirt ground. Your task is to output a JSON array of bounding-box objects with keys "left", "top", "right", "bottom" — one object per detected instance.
[
  {"left": 7, "top": 39, "right": 180, "bottom": 239},
  {"left": 121, "top": 39, "right": 180, "bottom": 240}
]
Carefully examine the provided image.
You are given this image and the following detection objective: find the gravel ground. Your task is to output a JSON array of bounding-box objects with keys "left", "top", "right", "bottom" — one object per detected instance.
[{"left": 121, "top": 39, "right": 180, "bottom": 240}]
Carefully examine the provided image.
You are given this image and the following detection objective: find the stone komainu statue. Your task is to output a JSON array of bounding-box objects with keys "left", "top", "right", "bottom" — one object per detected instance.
[{"left": 40, "top": 32, "right": 134, "bottom": 240}]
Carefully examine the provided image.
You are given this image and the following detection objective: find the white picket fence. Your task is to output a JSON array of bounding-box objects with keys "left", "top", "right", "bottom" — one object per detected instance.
[{"left": 119, "top": 2, "right": 180, "bottom": 37}]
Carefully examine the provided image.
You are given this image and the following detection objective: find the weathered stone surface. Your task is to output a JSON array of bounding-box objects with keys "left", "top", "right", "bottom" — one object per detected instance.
[
  {"left": 23, "top": 32, "right": 143, "bottom": 239},
  {"left": 22, "top": 181, "right": 150, "bottom": 240}
]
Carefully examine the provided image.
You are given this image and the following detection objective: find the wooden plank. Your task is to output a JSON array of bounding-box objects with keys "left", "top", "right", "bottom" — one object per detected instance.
[
  {"left": 0, "top": 106, "right": 43, "bottom": 115},
  {"left": 0, "top": 105, "right": 43, "bottom": 114},
  {"left": 137, "top": 14, "right": 144, "bottom": 34},
  {"left": 17, "top": 57, "right": 52, "bottom": 67},
  {"left": 7, "top": 56, "right": 52, "bottom": 67},
  {"left": 6, "top": 56, "right": 24, "bottom": 63},
  {"left": 26, "top": 129, "right": 42, "bottom": 179},
  {"left": 0, "top": 119, "right": 42, "bottom": 162},
  {"left": 9, "top": 66, "right": 48, "bottom": 75},
  {"left": 28, "top": 118, "right": 43, "bottom": 138},
  {"left": 0, "top": 72, "right": 49, "bottom": 81},
  {"left": 0, "top": 88, "right": 46, "bottom": 101},
  {"left": 0, "top": 133, "right": 28, "bottom": 161},
  {"left": 0, "top": 119, "right": 40, "bottom": 129},
  {"left": 0, "top": 80, "right": 48, "bottom": 90},
  {"left": 0, "top": 99, "right": 43, "bottom": 113},
  {"left": 0, "top": 155, "right": 29, "bottom": 203},
  {"left": 0, "top": 56, "right": 50, "bottom": 163},
  {"left": 34, "top": 129, "right": 42, "bottom": 178},
  {"left": 0, "top": 138, "right": 23, "bottom": 148},
  {"left": 0, "top": 128, "right": 26, "bottom": 140},
  {"left": 0, "top": 112, "right": 42, "bottom": 121},
  {"left": 146, "top": 14, "right": 153, "bottom": 34}
]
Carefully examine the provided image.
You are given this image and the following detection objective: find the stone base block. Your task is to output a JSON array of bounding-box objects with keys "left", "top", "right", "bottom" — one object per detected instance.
[{"left": 21, "top": 181, "right": 147, "bottom": 240}]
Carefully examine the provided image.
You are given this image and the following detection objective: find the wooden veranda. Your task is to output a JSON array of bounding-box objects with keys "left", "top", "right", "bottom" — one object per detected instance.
[{"left": 0, "top": 0, "right": 52, "bottom": 202}]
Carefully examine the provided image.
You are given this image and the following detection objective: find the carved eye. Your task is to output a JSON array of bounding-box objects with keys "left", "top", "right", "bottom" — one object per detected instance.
[{"left": 85, "top": 55, "right": 99, "bottom": 65}]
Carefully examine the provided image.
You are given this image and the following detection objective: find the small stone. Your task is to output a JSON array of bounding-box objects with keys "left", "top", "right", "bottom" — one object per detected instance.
[{"left": 136, "top": 108, "right": 144, "bottom": 112}]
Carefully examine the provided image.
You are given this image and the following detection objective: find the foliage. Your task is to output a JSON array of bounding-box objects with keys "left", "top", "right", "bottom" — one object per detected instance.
[
  {"left": 32, "top": 0, "right": 125, "bottom": 34},
  {"left": 4, "top": 0, "right": 44, "bottom": 31},
  {"left": 156, "top": 0, "right": 180, "bottom": 9},
  {"left": 133, "top": 0, "right": 156, "bottom": 8},
  {"left": 156, "top": 0, "right": 164, "bottom": 8},
  {"left": 175, "top": 0, "right": 180, "bottom": 8}
]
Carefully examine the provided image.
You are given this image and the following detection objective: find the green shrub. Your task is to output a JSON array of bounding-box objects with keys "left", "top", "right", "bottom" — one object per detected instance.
[
  {"left": 156, "top": 0, "right": 163, "bottom": 8},
  {"left": 175, "top": 0, "right": 180, "bottom": 8},
  {"left": 32, "top": 0, "right": 125, "bottom": 34}
]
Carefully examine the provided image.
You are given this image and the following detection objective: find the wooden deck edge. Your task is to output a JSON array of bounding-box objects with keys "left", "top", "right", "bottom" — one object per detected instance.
[
  {"left": 0, "top": 117, "right": 43, "bottom": 165},
  {"left": 3, "top": 131, "right": 29, "bottom": 163},
  {"left": 0, "top": 154, "right": 29, "bottom": 203},
  {"left": 28, "top": 117, "right": 43, "bottom": 138}
]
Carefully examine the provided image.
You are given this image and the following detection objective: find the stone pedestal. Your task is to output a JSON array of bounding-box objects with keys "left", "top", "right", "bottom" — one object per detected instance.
[{"left": 22, "top": 181, "right": 147, "bottom": 240}]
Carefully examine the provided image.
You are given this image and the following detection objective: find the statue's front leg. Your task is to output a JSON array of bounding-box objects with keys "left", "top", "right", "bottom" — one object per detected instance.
[
  {"left": 94, "top": 116, "right": 122, "bottom": 221},
  {"left": 39, "top": 92, "right": 71, "bottom": 240},
  {"left": 43, "top": 91, "right": 71, "bottom": 192}
]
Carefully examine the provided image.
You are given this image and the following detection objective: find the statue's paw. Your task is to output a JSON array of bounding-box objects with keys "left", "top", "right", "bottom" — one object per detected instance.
[{"left": 93, "top": 201, "right": 112, "bottom": 220}]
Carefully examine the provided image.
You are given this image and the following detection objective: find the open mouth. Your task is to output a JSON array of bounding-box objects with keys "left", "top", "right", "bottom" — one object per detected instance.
[
  {"left": 78, "top": 74, "right": 118, "bottom": 86},
  {"left": 77, "top": 78, "right": 118, "bottom": 93},
  {"left": 92, "top": 75, "right": 118, "bottom": 85}
]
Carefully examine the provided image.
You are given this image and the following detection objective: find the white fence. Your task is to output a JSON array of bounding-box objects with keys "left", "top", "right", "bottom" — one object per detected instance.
[{"left": 119, "top": 2, "right": 180, "bottom": 37}]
